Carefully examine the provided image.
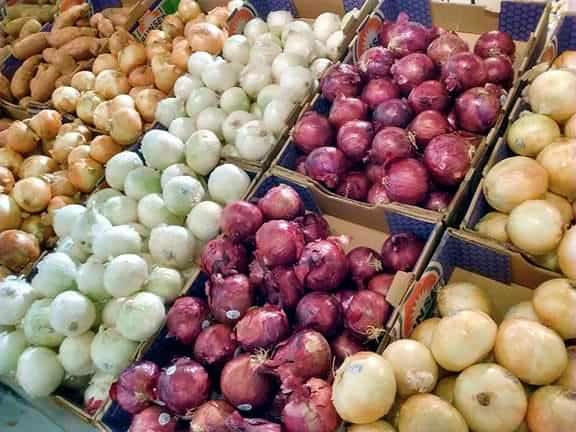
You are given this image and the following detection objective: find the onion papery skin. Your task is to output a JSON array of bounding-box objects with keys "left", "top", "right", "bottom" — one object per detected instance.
[
  {"left": 262, "top": 265, "right": 304, "bottom": 311},
  {"left": 474, "top": 30, "right": 516, "bottom": 59},
  {"left": 226, "top": 411, "right": 282, "bottom": 432},
  {"left": 358, "top": 47, "right": 395, "bottom": 80},
  {"left": 385, "top": 13, "right": 431, "bottom": 57},
  {"left": 166, "top": 297, "right": 210, "bottom": 345},
  {"left": 206, "top": 273, "right": 255, "bottom": 325},
  {"left": 454, "top": 87, "right": 501, "bottom": 134},
  {"left": 189, "top": 400, "right": 236, "bottom": 432},
  {"left": 292, "top": 112, "right": 334, "bottom": 155},
  {"left": 427, "top": 32, "right": 469, "bottom": 66},
  {"left": 370, "top": 126, "right": 416, "bottom": 166},
  {"left": 336, "top": 120, "right": 374, "bottom": 162},
  {"left": 336, "top": 172, "right": 370, "bottom": 202},
  {"left": 347, "top": 246, "right": 384, "bottom": 287},
  {"left": 295, "top": 292, "right": 342, "bottom": 337},
  {"left": 408, "top": 110, "right": 452, "bottom": 149},
  {"left": 345, "top": 290, "right": 390, "bottom": 341},
  {"left": 321, "top": 64, "right": 363, "bottom": 102},
  {"left": 424, "top": 133, "right": 473, "bottom": 187},
  {"left": 294, "top": 239, "right": 348, "bottom": 291},
  {"left": 442, "top": 52, "right": 487, "bottom": 93},
  {"left": 391, "top": 53, "right": 436, "bottom": 95},
  {"left": 255, "top": 220, "right": 305, "bottom": 267},
  {"left": 129, "top": 406, "right": 176, "bottom": 432},
  {"left": 527, "top": 385, "right": 576, "bottom": 432},
  {"left": 305, "top": 147, "right": 348, "bottom": 190},
  {"left": 294, "top": 213, "right": 330, "bottom": 243},
  {"left": 193, "top": 324, "right": 237, "bottom": 367},
  {"left": 381, "top": 232, "right": 424, "bottom": 272},
  {"left": 382, "top": 158, "right": 429, "bottom": 205},
  {"left": 201, "top": 237, "right": 249, "bottom": 276},
  {"left": 113, "top": 361, "right": 160, "bottom": 414},
  {"left": 234, "top": 305, "right": 290, "bottom": 351},
  {"left": 221, "top": 201, "right": 264, "bottom": 242},
  {"left": 408, "top": 80, "right": 450, "bottom": 114}
]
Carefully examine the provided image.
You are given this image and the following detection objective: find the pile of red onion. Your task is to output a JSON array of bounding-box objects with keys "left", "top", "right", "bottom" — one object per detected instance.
[
  {"left": 115, "top": 183, "right": 426, "bottom": 432},
  {"left": 294, "top": 15, "right": 513, "bottom": 212}
]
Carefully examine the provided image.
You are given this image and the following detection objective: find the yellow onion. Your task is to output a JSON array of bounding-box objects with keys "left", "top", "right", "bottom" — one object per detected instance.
[
  {"left": 68, "top": 158, "right": 103, "bottom": 193},
  {"left": 559, "top": 225, "right": 576, "bottom": 279},
  {"left": 52, "top": 132, "right": 86, "bottom": 164},
  {"left": 0, "top": 194, "right": 21, "bottom": 231},
  {"left": 0, "top": 148, "right": 24, "bottom": 172},
  {"left": 110, "top": 108, "right": 142, "bottom": 146},
  {"left": 503, "top": 301, "right": 541, "bottom": 322},
  {"left": 398, "top": 394, "right": 468, "bottom": 432},
  {"left": 206, "top": 7, "right": 228, "bottom": 28},
  {"left": 0, "top": 229, "right": 40, "bottom": 272},
  {"left": 526, "top": 385, "right": 576, "bottom": 432},
  {"left": 347, "top": 420, "right": 396, "bottom": 431},
  {"left": 507, "top": 113, "right": 561, "bottom": 157},
  {"left": 537, "top": 140, "right": 576, "bottom": 201},
  {"left": 18, "top": 155, "right": 58, "bottom": 178},
  {"left": 564, "top": 112, "right": 576, "bottom": 137},
  {"left": 67, "top": 145, "right": 92, "bottom": 165},
  {"left": 555, "top": 346, "right": 576, "bottom": 391},
  {"left": 545, "top": 192, "right": 574, "bottom": 225},
  {"left": 20, "top": 214, "right": 54, "bottom": 246},
  {"left": 410, "top": 318, "right": 441, "bottom": 349},
  {"left": 434, "top": 376, "right": 457, "bottom": 404},
  {"left": 59, "top": 122, "right": 92, "bottom": 143},
  {"left": 552, "top": 50, "right": 576, "bottom": 72},
  {"left": 528, "top": 250, "right": 561, "bottom": 273},
  {"left": 43, "top": 171, "right": 77, "bottom": 197},
  {"left": 6, "top": 120, "right": 39, "bottom": 154},
  {"left": 28, "top": 110, "right": 62, "bottom": 141},
  {"left": 11, "top": 178, "right": 51, "bottom": 213},
  {"left": 529, "top": 69, "right": 576, "bottom": 123},
  {"left": 89, "top": 136, "right": 122, "bottom": 164},
  {"left": 178, "top": 0, "right": 201, "bottom": 22},
  {"left": 185, "top": 22, "right": 226, "bottom": 54},
  {"left": 475, "top": 212, "right": 509, "bottom": 243},
  {"left": 0, "top": 167, "right": 15, "bottom": 194},
  {"left": 437, "top": 282, "right": 492, "bottom": 317},
  {"left": 532, "top": 278, "right": 576, "bottom": 339}
]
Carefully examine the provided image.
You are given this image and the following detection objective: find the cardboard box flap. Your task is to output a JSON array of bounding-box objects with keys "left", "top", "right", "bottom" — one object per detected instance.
[{"left": 387, "top": 271, "right": 414, "bottom": 307}]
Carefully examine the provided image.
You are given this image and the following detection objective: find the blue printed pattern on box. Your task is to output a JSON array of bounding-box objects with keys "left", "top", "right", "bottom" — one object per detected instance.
[
  {"left": 500, "top": 1, "right": 546, "bottom": 42},
  {"left": 556, "top": 15, "right": 576, "bottom": 53}
]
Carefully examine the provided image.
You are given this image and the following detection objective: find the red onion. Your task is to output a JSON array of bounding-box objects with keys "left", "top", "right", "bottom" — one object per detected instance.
[
  {"left": 373, "top": 98, "right": 413, "bottom": 131},
  {"left": 262, "top": 265, "right": 304, "bottom": 310},
  {"left": 295, "top": 157, "right": 308, "bottom": 175},
  {"left": 294, "top": 213, "right": 330, "bottom": 243},
  {"left": 484, "top": 82, "right": 506, "bottom": 99},
  {"left": 379, "top": 20, "right": 394, "bottom": 47},
  {"left": 281, "top": 378, "right": 340, "bottom": 432},
  {"left": 295, "top": 292, "right": 342, "bottom": 337},
  {"left": 381, "top": 232, "right": 424, "bottom": 272},
  {"left": 336, "top": 172, "right": 370, "bottom": 201},
  {"left": 474, "top": 30, "right": 515, "bottom": 59},
  {"left": 193, "top": 324, "right": 237, "bottom": 367},
  {"left": 258, "top": 185, "right": 304, "bottom": 221},
  {"left": 366, "top": 162, "right": 387, "bottom": 183},
  {"left": 447, "top": 109, "right": 457, "bottom": 129},
  {"left": 358, "top": 47, "right": 395, "bottom": 80},
  {"left": 424, "top": 190, "right": 453, "bottom": 212},
  {"left": 158, "top": 358, "right": 211, "bottom": 415},
  {"left": 361, "top": 78, "right": 400, "bottom": 109},
  {"left": 331, "top": 331, "right": 363, "bottom": 364},
  {"left": 391, "top": 53, "right": 436, "bottom": 95},
  {"left": 221, "top": 201, "right": 264, "bottom": 242},
  {"left": 407, "top": 110, "right": 452, "bottom": 148},
  {"left": 454, "top": 86, "right": 500, "bottom": 133},
  {"left": 201, "top": 237, "right": 248, "bottom": 276},
  {"left": 248, "top": 258, "right": 266, "bottom": 288},
  {"left": 383, "top": 158, "right": 429, "bottom": 205},
  {"left": 386, "top": 13, "right": 431, "bottom": 57},
  {"left": 220, "top": 354, "right": 275, "bottom": 412},
  {"left": 294, "top": 239, "right": 347, "bottom": 291},
  {"left": 367, "top": 273, "right": 395, "bottom": 298},
  {"left": 112, "top": 361, "right": 159, "bottom": 414},
  {"left": 442, "top": 52, "right": 487, "bottom": 92},
  {"left": 347, "top": 246, "right": 384, "bottom": 288},
  {"left": 166, "top": 297, "right": 210, "bottom": 345},
  {"left": 292, "top": 112, "right": 334, "bottom": 155},
  {"left": 408, "top": 80, "right": 450, "bottom": 114},
  {"left": 261, "top": 330, "right": 331, "bottom": 390},
  {"left": 305, "top": 147, "right": 348, "bottom": 189},
  {"left": 424, "top": 133, "right": 473, "bottom": 187},
  {"left": 206, "top": 274, "right": 255, "bottom": 325},
  {"left": 370, "top": 126, "right": 415, "bottom": 165},
  {"left": 336, "top": 120, "right": 373, "bottom": 162},
  {"left": 234, "top": 305, "right": 290, "bottom": 351},
  {"left": 189, "top": 400, "right": 236, "bottom": 432},
  {"left": 427, "top": 32, "right": 469, "bottom": 66},
  {"left": 255, "top": 220, "right": 305, "bottom": 267},
  {"left": 226, "top": 412, "right": 282, "bottom": 432},
  {"left": 367, "top": 184, "right": 391, "bottom": 205},
  {"left": 129, "top": 406, "right": 176, "bottom": 432},
  {"left": 328, "top": 96, "right": 368, "bottom": 129},
  {"left": 484, "top": 55, "right": 513, "bottom": 87},
  {"left": 345, "top": 290, "right": 390, "bottom": 340},
  {"left": 320, "top": 64, "right": 363, "bottom": 102},
  {"left": 334, "top": 290, "right": 355, "bottom": 312}
]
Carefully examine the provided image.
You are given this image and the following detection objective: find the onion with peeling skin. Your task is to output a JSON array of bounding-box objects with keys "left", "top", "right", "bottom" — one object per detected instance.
[
  {"left": 442, "top": 52, "right": 487, "bottom": 93},
  {"left": 454, "top": 87, "right": 501, "bottom": 134},
  {"left": 193, "top": 324, "right": 237, "bottom": 367},
  {"left": 336, "top": 172, "right": 370, "bottom": 202},
  {"left": 408, "top": 80, "right": 450, "bottom": 114},
  {"left": 305, "top": 147, "right": 347, "bottom": 190},
  {"left": 358, "top": 47, "right": 396, "bottom": 79},
  {"left": 474, "top": 30, "right": 516, "bottom": 59},
  {"left": 234, "top": 305, "right": 290, "bottom": 352},
  {"left": 391, "top": 53, "right": 435, "bottom": 95}
]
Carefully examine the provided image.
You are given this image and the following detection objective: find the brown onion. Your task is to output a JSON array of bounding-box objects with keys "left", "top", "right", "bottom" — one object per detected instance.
[
  {"left": 68, "top": 158, "right": 103, "bottom": 193},
  {"left": 90, "top": 135, "right": 122, "bottom": 163},
  {"left": 68, "top": 146, "right": 91, "bottom": 165},
  {"left": 185, "top": 23, "right": 226, "bottom": 54},
  {"left": 20, "top": 214, "right": 54, "bottom": 246},
  {"left": 12, "top": 177, "right": 51, "bottom": 213},
  {"left": 28, "top": 110, "right": 62, "bottom": 141},
  {"left": 6, "top": 121, "right": 38, "bottom": 154},
  {"left": 0, "top": 229, "right": 40, "bottom": 272},
  {"left": 44, "top": 170, "right": 77, "bottom": 197},
  {"left": 0, "top": 168, "right": 15, "bottom": 194},
  {"left": 0, "top": 148, "right": 24, "bottom": 172},
  {"left": 0, "top": 194, "right": 21, "bottom": 231},
  {"left": 18, "top": 155, "right": 58, "bottom": 178}
]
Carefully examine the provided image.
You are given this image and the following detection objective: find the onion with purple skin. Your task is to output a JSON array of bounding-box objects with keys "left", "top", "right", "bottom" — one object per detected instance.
[
  {"left": 336, "top": 172, "right": 370, "bottom": 202},
  {"left": 373, "top": 98, "right": 414, "bottom": 131},
  {"left": 295, "top": 157, "right": 307, "bottom": 175},
  {"left": 262, "top": 266, "right": 304, "bottom": 310},
  {"left": 381, "top": 232, "right": 424, "bottom": 272},
  {"left": 331, "top": 331, "right": 363, "bottom": 364},
  {"left": 361, "top": 79, "right": 400, "bottom": 109},
  {"left": 189, "top": 400, "right": 236, "bottom": 432},
  {"left": 424, "top": 191, "right": 453, "bottom": 212},
  {"left": 281, "top": 378, "right": 340, "bottom": 432},
  {"left": 345, "top": 290, "right": 390, "bottom": 340},
  {"left": 474, "top": 30, "right": 516, "bottom": 59},
  {"left": 294, "top": 213, "right": 330, "bottom": 243},
  {"left": 335, "top": 290, "right": 356, "bottom": 312},
  {"left": 220, "top": 354, "right": 275, "bottom": 412},
  {"left": 112, "top": 361, "right": 159, "bottom": 414},
  {"left": 226, "top": 412, "right": 282, "bottom": 432},
  {"left": 379, "top": 20, "right": 394, "bottom": 47},
  {"left": 248, "top": 258, "right": 266, "bottom": 288},
  {"left": 427, "top": 32, "right": 469, "bottom": 66},
  {"left": 391, "top": 53, "right": 436, "bottom": 95},
  {"left": 305, "top": 147, "right": 348, "bottom": 189},
  {"left": 408, "top": 80, "right": 450, "bottom": 114},
  {"left": 166, "top": 297, "right": 210, "bottom": 345},
  {"left": 320, "top": 64, "right": 363, "bottom": 102},
  {"left": 358, "top": 47, "right": 395, "bottom": 80},
  {"left": 201, "top": 237, "right": 249, "bottom": 276},
  {"left": 295, "top": 292, "right": 342, "bottom": 337},
  {"left": 370, "top": 126, "right": 415, "bottom": 165},
  {"left": 255, "top": 220, "right": 305, "bottom": 267},
  {"left": 442, "top": 52, "right": 487, "bottom": 92},
  {"left": 129, "top": 406, "right": 176, "bottom": 432},
  {"left": 367, "top": 273, "right": 395, "bottom": 298},
  {"left": 367, "top": 184, "right": 391, "bottom": 205},
  {"left": 386, "top": 13, "right": 431, "bottom": 57},
  {"left": 158, "top": 358, "right": 211, "bottom": 416},
  {"left": 193, "top": 324, "right": 237, "bottom": 367},
  {"left": 484, "top": 82, "right": 506, "bottom": 99},
  {"left": 408, "top": 110, "right": 452, "bottom": 148},
  {"left": 484, "top": 55, "right": 513, "bottom": 87},
  {"left": 366, "top": 163, "right": 387, "bottom": 183},
  {"left": 383, "top": 158, "right": 429, "bottom": 205},
  {"left": 347, "top": 246, "right": 384, "bottom": 287},
  {"left": 206, "top": 274, "right": 255, "bottom": 325},
  {"left": 294, "top": 239, "right": 348, "bottom": 291},
  {"left": 454, "top": 86, "right": 500, "bottom": 133},
  {"left": 258, "top": 185, "right": 304, "bottom": 221},
  {"left": 234, "top": 305, "right": 290, "bottom": 351},
  {"left": 221, "top": 202, "right": 264, "bottom": 242},
  {"left": 328, "top": 97, "right": 368, "bottom": 129},
  {"left": 336, "top": 120, "right": 373, "bottom": 162},
  {"left": 292, "top": 112, "right": 334, "bottom": 155},
  {"left": 424, "top": 133, "right": 473, "bottom": 187}
]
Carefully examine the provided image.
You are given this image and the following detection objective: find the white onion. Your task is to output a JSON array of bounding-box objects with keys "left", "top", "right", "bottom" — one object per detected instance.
[
  {"left": 70, "top": 206, "right": 112, "bottom": 251},
  {"left": 124, "top": 167, "right": 162, "bottom": 200},
  {"left": 201, "top": 62, "right": 239, "bottom": 93},
  {"left": 223, "top": 35, "right": 250, "bottom": 65},
  {"left": 454, "top": 363, "right": 527, "bottom": 432},
  {"left": 257, "top": 85, "right": 287, "bottom": 110},
  {"left": 236, "top": 120, "right": 275, "bottom": 160},
  {"left": 155, "top": 97, "right": 186, "bottom": 128},
  {"left": 279, "top": 65, "right": 315, "bottom": 102},
  {"left": 398, "top": 393, "right": 468, "bottom": 432},
  {"left": 90, "top": 327, "right": 138, "bottom": 376},
  {"left": 49, "top": 291, "right": 96, "bottom": 337},
  {"left": 186, "top": 200, "right": 223, "bottom": 241},
  {"left": 281, "top": 20, "right": 312, "bottom": 44},
  {"left": 103, "top": 254, "right": 148, "bottom": 298},
  {"left": 160, "top": 163, "right": 196, "bottom": 189},
  {"left": 105, "top": 151, "right": 144, "bottom": 191},
  {"left": 504, "top": 301, "right": 540, "bottom": 322},
  {"left": 196, "top": 107, "right": 226, "bottom": 138},
  {"left": 528, "top": 69, "right": 576, "bottom": 122},
  {"left": 267, "top": 10, "right": 293, "bottom": 35},
  {"left": 220, "top": 87, "right": 250, "bottom": 113},
  {"left": 313, "top": 12, "right": 341, "bottom": 42},
  {"left": 22, "top": 299, "right": 64, "bottom": 347},
  {"left": 137, "top": 193, "right": 183, "bottom": 228},
  {"left": 169, "top": 117, "right": 197, "bottom": 142},
  {"left": 533, "top": 278, "right": 576, "bottom": 339},
  {"left": 101, "top": 195, "right": 138, "bottom": 225},
  {"left": 58, "top": 332, "right": 95, "bottom": 376},
  {"left": 186, "top": 87, "right": 219, "bottom": 117},
  {"left": 116, "top": 292, "right": 165, "bottom": 342},
  {"left": 284, "top": 31, "right": 316, "bottom": 63},
  {"left": 93, "top": 225, "right": 142, "bottom": 259},
  {"left": 310, "top": 58, "right": 332, "bottom": 79},
  {"left": 240, "top": 64, "right": 273, "bottom": 97},
  {"left": 263, "top": 99, "right": 298, "bottom": 136},
  {"left": 187, "top": 51, "right": 215, "bottom": 77},
  {"left": 326, "top": 30, "right": 345, "bottom": 60},
  {"left": 141, "top": 130, "right": 185, "bottom": 170},
  {"left": 410, "top": 317, "right": 440, "bottom": 349},
  {"left": 243, "top": 18, "right": 268, "bottom": 44},
  {"left": 149, "top": 225, "right": 195, "bottom": 270},
  {"left": 437, "top": 282, "right": 492, "bottom": 317},
  {"left": 0, "top": 329, "right": 27, "bottom": 375},
  {"left": 87, "top": 189, "right": 123, "bottom": 213},
  {"left": 77, "top": 257, "right": 109, "bottom": 301},
  {"left": 174, "top": 74, "right": 203, "bottom": 101},
  {"left": 101, "top": 298, "right": 127, "bottom": 328},
  {"left": 251, "top": 103, "right": 263, "bottom": 119},
  {"left": 163, "top": 176, "right": 205, "bottom": 216},
  {"left": 527, "top": 385, "right": 576, "bottom": 432},
  {"left": 222, "top": 144, "right": 240, "bottom": 158},
  {"left": 53, "top": 205, "right": 86, "bottom": 238},
  {"left": 55, "top": 237, "right": 91, "bottom": 264},
  {"left": 144, "top": 267, "right": 183, "bottom": 302},
  {"left": 208, "top": 164, "right": 251, "bottom": 204},
  {"left": 475, "top": 212, "right": 509, "bottom": 243},
  {"left": 32, "top": 252, "right": 77, "bottom": 298},
  {"left": 222, "top": 111, "right": 255, "bottom": 145},
  {"left": 17, "top": 347, "right": 64, "bottom": 397},
  {"left": 185, "top": 130, "right": 222, "bottom": 175}
]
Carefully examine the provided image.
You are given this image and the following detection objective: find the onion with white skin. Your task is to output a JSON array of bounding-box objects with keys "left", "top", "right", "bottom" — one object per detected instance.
[
  {"left": 144, "top": 267, "right": 183, "bottom": 302},
  {"left": 201, "top": 62, "right": 239, "bottom": 93},
  {"left": 58, "top": 332, "right": 95, "bottom": 376},
  {"left": 263, "top": 99, "right": 298, "bottom": 136},
  {"left": 532, "top": 278, "right": 576, "bottom": 339},
  {"left": 284, "top": 31, "right": 317, "bottom": 63},
  {"left": 310, "top": 58, "right": 332, "bottom": 79},
  {"left": 0, "top": 278, "right": 37, "bottom": 325},
  {"left": 103, "top": 254, "right": 149, "bottom": 298},
  {"left": 196, "top": 107, "right": 226, "bottom": 138},
  {"left": 55, "top": 237, "right": 91, "bottom": 264},
  {"left": 105, "top": 151, "right": 143, "bottom": 191},
  {"left": 186, "top": 87, "right": 219, "bottom": 118},
  {"left": 173, "top": 74, "right": 203, "bottom": 101},
  {"left": 504, "top": 301, "right": 540, "bottom": 322},
  {"left": 281, "top": 20, "right": 312, "bottom": 44},
  {"left": 220, "top": 87, "right": 250, "bottom": 113},
  {"left": 77, "top": 257, "right": 109, "bottom": 302},
  {"left": 527, "top": 385, "right": 576, "bottom": 432},
  {"left": 186, "top": 200, "right": 223, "bottom": 241},
  {"left": 70, "top": 206, "right": 112, "bottom": 251},
  {"left": 49, "top": 291, "right": 96, "bottom": 337},
  {"left": 267, "top": 10, "right": 292, "bottom": 35},
  {"left": 257, "top": 85, "right": 288, "bottom": 110},
  {"left": 53, "top": 205, "right": 86, "bottom": 239},
  {"left": 163, "top": 176, "right": 205, "bottom": 216},
  {"left": 0, "top": 329, "right": 27, "bottom": 375},
  {"left": 169, "top": 118, "right": 197, "bottom": 142},
  {"left": 222, "top": 111, "right": 255, "bottom": 145},
  {"left": 31, "top": 252, "right": 77, "bottom": 298},
  {"left": 244, "top": 18, "right": 268, "bottom": 44},
  {"left": 410, "top": 317, "right": 441, "bottom": 349},
  {"left": 223, "top": 35, "right": 250, "bottom": 65},
  {"left": 240, "top": 64, "right": 273, "bottom": 98},
  {"left": 236, "top": 120, "right": 275, "bottom": 160},
  {"left": 271, "top": 53, "right": 307, "bottom": 82},
  {"left": 155, "top": 97, "right": 186, "bottom": 128},
  {"left": 475, "top": 212, "right": 509, "bottom": 243},
  {"left": 101, "top": 298, "right": 127, "bottom": 328},
  {"left": 251, "top": 103, "right": 263, "bottom": 119},
  {"left": 101, "top": 195, "right": 138, "bottom": 225},
  {"left": 23, "top": 299, "right": 64, "bottom": 347},
  {"left": 222, "top": 144, "right": 240, "bottom": 158},
  {"left": 437, "top": 282, "right": 492, "bottom": 317},
  {"left": 137, "top": 194, "right": 184, "bottom": 228},
  {"left": 313, "top": 12, "right": 341, "bottom": 42},
  {"left": 160, "top": 163, "right": 196, "bottom": 189},
  {"left": 187, "top": 51, "right": 215, "bottom": 77},
  {"left": 398, "top": 394, "right": 469, "bottom": 432},
  {"left": 124, "top": 167, "right": 162, "bottom": 200},
  {"left": 92, "top": 225, "right": 143, "bottom": 259},
  {"left": 90, "top": 327, "right": 138, "bottom": 376},
  {"left": 149, "top": 225, "right": 195, "bottom": 270},
  {"left": 17, "top": 347, "right": 64, "bottom": 397},
  {"left": 279, "top": 66, "right": 315, "bottom": 102},
  {"left": 141, "top": 130, "right": 185, "bottom": 171},
  {"left": 454, "top": 363, "right": 527, "bottom": 432},
  {"left": 326, "top": 30, "right": 345, "bottom": 61},
  {"left": 87, "top": 189, "right": 124, "bottom": 213},
  {"left": 116, "top": 292, "right": 165, "bottom": 342},
  {"left": 185, "top": 130, "right": 222, "bottom": 175},
  {"left": 208, "top": 164, "right": 251, "bottom": 204}
]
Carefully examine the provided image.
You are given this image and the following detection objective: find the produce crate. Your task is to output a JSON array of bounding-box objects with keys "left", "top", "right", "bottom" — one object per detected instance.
[
  {"left": 96, "top": 172, "right": 443, "bottom": 432},
  {"left": 271, "top": 0, "right": 551, "bottom": 226}
]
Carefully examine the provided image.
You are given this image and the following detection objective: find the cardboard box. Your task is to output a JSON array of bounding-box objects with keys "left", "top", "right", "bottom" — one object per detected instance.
[{"left": 96, "top": 172, "right": 443, "bottom": 432}]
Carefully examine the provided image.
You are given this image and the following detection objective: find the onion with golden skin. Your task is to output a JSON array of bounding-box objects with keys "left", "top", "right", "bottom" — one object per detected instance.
[
  {"left": 526, "top": 385, "right": 576, "bottom": 432},
  {"left": 68, "top": 158, "right": 103, "bottom": 193},
  {"left": 0, "top": 229, "right": 40, "bottom": 272},
  {"left": 537, "top": 140, "right": 576, "bottom": 201},
  {"left": 11, "top": 178, "right": 51, "bottom": 213},
  {"left": 0, "top": 194, "right": 21, "bottom": 231},
  {"left": 559, "top": 225, "right": 576, "bottom": 279}
]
